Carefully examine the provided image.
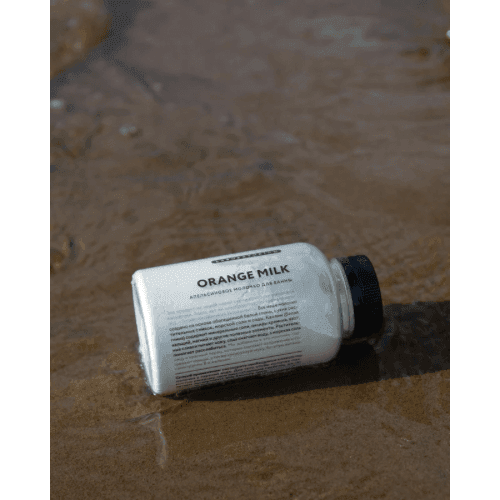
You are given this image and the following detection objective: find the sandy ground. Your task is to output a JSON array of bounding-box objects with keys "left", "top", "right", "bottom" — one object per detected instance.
[{"left": 51, "top": 1, "right": 450, "bottom": 498}]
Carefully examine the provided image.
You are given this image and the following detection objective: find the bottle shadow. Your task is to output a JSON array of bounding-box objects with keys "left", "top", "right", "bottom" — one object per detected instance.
[{"left": 169, "top": 301, "right": 450, "bottom": 401}]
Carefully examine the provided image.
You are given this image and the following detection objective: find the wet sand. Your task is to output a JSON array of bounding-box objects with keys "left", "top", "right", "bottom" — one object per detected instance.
[{"left": 51, "top": 0, "right": 449, "bottom": 498}]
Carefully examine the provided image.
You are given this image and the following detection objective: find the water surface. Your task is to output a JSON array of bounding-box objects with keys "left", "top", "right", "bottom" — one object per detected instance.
[{"left": 51, "top": 1, "right": 450, "bottom": 498}]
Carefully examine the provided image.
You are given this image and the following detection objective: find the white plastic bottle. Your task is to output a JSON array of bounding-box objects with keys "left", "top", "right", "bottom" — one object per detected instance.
[{"left": 131, "top": 242, "right": 383, "bottom": 396}]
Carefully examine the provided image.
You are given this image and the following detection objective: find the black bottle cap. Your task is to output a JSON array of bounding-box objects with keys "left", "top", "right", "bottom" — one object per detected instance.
[{"left": 338, "top": 255, "right": 383, "bottom": 339}]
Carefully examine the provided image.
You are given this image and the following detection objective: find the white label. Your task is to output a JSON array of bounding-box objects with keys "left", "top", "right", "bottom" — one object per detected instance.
[
  {"left": 133, "top": 243, "right": 341, "bottom": 394},
  {"left": 170, "top": 289, "right": 303, "bottom": 391}
]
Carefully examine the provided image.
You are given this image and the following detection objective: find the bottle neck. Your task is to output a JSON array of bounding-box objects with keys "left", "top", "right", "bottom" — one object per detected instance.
[{"left": 329, "top": 258, "right": 355, "bottom": 339}]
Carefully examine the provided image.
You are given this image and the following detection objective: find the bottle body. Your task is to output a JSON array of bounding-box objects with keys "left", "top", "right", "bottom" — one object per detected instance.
[{"left": 132, "top": 242, "right": 354, "bottom": 395}]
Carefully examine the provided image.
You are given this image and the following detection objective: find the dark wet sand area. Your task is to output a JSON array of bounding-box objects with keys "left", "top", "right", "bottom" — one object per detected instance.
[{"left": 51, "top": 1, "right": 449, "bottom": 497}]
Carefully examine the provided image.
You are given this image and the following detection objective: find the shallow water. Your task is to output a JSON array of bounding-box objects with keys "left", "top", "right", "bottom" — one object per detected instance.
[{"left": 51, "top": 0, "right": 449, "bottom": 498}]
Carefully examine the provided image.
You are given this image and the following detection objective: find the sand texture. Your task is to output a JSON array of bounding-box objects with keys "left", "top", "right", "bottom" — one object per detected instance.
[{"left": 51, "top": 1, "right": 450, "bottom": 498}]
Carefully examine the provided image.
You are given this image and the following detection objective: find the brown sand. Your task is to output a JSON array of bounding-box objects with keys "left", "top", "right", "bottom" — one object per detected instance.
[
  {"left": 51, "top": 1, "right": 450, "bottom": 498},
  {"left": 50, "top": 0, "right": 110, "bottom": 79}
]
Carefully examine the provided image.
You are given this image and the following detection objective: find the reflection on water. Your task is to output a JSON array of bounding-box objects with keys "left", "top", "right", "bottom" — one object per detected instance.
[
  {"left": 51, "top": 0, "right": 449, "bottom": 497},
  {"left": 143, "top": 368, "right": 449, "bottom": 464},
  {"left": 136, "top": 412, "right": 169, "bottom": 468}
]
